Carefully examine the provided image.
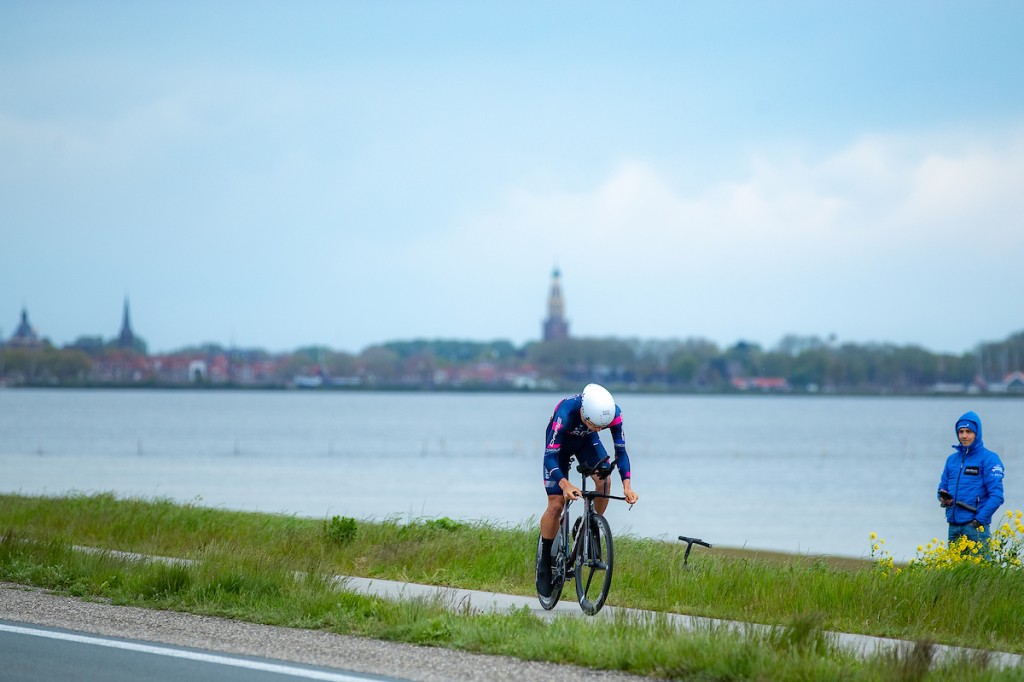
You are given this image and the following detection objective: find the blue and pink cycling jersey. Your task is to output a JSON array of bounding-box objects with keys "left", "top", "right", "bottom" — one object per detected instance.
[{"left": 542, "top": 393, "right": 631, "bottom": 495}]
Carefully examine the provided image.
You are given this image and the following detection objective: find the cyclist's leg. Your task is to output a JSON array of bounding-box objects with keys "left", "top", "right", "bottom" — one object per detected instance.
[
  {"left": 541, "top": 494, "right": 564, "bottom": 539},
  {"left": 541, "top": 450, "right": 571, "bottom": 540},
  {"left": 538, "top": 452, "right": 570, "bottom": 597},
  {"left": 590, "top": 472, "right": 611, "bottom": 514},
  {"left": 578, "top": 441, "right": 612, "bottom": 515}
]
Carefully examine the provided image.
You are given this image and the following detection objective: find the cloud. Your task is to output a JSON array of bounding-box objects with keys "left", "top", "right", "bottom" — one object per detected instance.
[
  {"left": 893, "top": 138, "right": 1024, "bottom": 242},
  {"left": 450, "top": 125, "right": 1024, "bottom": 350},
  {"left": 479, "top": 126, "right": 1024, "bottom": 266}
]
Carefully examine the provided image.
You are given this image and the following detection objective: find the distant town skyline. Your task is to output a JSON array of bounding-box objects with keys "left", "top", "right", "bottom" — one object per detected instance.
[
  {"left": 5, "top": 287, "right": 1021, "bottom": 358},
  {"left": 3, "top": 3, "right": 1023, "bottom": 355}
]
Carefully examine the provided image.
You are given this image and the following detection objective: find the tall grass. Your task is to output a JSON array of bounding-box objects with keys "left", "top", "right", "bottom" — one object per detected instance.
[{"left": 3, "top": 492, "right": 1024, "bottom": 666}]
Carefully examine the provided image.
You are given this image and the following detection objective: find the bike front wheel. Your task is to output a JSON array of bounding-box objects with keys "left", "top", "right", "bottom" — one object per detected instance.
[{"left": 574, "top": 513, "right": 614, "bottom": 615}]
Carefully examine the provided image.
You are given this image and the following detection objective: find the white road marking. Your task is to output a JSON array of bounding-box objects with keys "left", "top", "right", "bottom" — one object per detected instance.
[{"left": 0, "top": 623, "right": 386, "bottom": 681}]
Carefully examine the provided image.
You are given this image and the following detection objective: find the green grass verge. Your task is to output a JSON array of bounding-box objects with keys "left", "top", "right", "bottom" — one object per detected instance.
[{"left": 2, "top": 492, "right": 1023, "bottom": 680}]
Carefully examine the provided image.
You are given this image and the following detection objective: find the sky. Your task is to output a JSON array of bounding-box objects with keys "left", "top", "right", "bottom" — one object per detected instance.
[{"left": 2, "top": 1, "right": 1023, "bottom": 356}]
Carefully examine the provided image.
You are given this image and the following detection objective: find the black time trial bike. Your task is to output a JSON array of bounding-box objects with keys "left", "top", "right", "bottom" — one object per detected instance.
[{"left": 535, "top": 460, "right": 627, "bottom": 615}]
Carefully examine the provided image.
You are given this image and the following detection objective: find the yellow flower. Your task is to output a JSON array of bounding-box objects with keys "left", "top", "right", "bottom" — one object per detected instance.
[{"left": 869, "top": 532, "right": 877, "bottom": 540}]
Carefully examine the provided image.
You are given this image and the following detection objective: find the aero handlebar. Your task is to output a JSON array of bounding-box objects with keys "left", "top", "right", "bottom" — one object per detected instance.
[
  {"left": 569, "top": 461, "right": 630, "bottom": 505},
  {"left": 581, "top": 491, "right": 627, "bottom": 501}
]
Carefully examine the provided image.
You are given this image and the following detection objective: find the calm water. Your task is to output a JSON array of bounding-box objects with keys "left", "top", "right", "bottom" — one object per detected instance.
[{"left": 2, "top": 389, "right": 1022, "bottom": 561}]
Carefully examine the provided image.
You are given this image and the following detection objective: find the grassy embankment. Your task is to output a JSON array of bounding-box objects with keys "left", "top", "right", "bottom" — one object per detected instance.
[{"left": 2, "top": 492, "right": 1023, "bottom": 681}]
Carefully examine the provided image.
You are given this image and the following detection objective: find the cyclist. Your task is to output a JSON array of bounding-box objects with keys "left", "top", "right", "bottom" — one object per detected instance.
[{"left": 537, "top": 383, "right": 638, "bottom": 597}]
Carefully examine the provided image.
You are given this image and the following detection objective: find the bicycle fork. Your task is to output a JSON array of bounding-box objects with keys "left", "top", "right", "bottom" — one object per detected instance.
[
  {"left": 567, "top": 503, "right": 594, "bottom": 572},
  {"left": 578, "top": 505, "right": 605, "bottom": 569},
  {"left": 561, "top": 502, "right": 576, "bottom": 580}
]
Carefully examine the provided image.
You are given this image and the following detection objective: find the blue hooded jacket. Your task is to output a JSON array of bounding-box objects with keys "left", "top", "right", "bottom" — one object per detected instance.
[{"left": 938, "top": 411, "right": 1005, "bottom": 527}]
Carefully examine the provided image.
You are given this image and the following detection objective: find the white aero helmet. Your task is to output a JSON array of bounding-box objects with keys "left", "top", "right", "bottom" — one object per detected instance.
[{"left": 580, "top": 383, "right": 616, "bottom": 428}]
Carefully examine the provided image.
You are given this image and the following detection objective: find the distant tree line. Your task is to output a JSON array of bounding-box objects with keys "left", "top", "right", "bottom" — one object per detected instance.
[
  {"left": 2, "top": 330, "right": 1023, "bottom": 394},
  {"left": 365, "top": 335, "right": 986, "bottom": 393},
  {"left": 0, "top": 344, "right": 93, "bottom": 384}
]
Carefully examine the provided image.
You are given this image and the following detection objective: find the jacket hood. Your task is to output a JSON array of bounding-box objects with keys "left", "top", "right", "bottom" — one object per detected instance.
[{"left": 954, "top": 410, "right": 984, "bottom": 452}]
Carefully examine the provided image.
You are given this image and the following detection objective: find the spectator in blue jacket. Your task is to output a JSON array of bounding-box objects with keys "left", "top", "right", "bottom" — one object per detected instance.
[{"left": 938, "top": 410, "right": 1005, "bottom": 548}]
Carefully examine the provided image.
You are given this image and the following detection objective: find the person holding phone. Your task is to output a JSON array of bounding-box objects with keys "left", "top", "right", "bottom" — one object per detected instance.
[{"left": 938, "top": 411, "right": 1005, "bottom": 550}]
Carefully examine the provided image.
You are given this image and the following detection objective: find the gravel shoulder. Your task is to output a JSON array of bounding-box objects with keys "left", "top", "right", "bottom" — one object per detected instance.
[{"left": 0, "top": 582, "right": 647, "bottom": 682}]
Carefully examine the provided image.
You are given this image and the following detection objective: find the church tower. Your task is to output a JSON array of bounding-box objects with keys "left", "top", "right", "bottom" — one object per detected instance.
[
  {"left": 8, "top": 307, "right": 41, "bottom": 347},
  {"left": 117, "top": 297, "right": 136, "bottom": 349},
  {"left": 542, "top": 267, "right": 570, "bottom": 342}
]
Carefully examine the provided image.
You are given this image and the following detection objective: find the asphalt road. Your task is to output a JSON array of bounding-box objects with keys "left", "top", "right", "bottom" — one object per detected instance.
[{"left": 1, "top": 622, "right": 402, "bottom": 682}]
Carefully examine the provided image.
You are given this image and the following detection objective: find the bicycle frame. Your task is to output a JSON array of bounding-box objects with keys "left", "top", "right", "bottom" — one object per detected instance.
[
  {"left": 563, "top": 481, "right": 611, "bottom": 573},
  {"left": 538, "top": 459, "right": 626, "bottom": 614}
]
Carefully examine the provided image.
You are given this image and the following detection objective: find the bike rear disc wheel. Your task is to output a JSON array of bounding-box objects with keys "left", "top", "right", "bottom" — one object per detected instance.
[
  {"left": 536, "top": 530, "right": 564, "bottom": 610},
  {"left": 575, "top": 513, "right": 614, "bottom": 615}
]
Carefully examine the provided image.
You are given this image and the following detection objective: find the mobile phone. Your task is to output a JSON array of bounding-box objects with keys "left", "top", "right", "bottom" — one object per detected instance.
[{"left": 939, "top": 490, "right": 952, "bottom": 500}]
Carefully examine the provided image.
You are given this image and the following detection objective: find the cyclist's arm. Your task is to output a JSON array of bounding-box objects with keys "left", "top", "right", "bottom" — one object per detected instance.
[
  {"left": 544, "top": 400, "right": 578, "bottom": 486},
  {"left": 558, "top": 477, "right": 582, "bottom": 499},
  {"left": 607, "top": 416, "right": 637, "bottom": 503},
  {"left": 608, "top": 417, "right": 631, "bottom": 482},
  {"left": 545, "top": 443, "right": 581, "bottom": 499},
  {"left": 621, "top": 477, "right": 638, "bottom": 503},
  {"left": 543, "top": 444, "right": 565, "bottom": 485}
]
